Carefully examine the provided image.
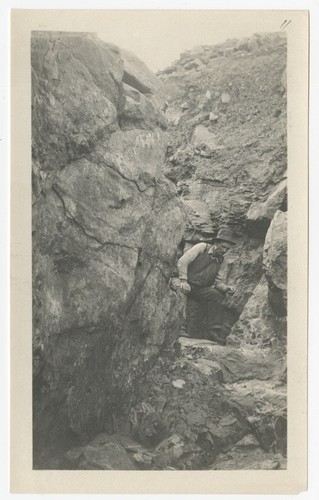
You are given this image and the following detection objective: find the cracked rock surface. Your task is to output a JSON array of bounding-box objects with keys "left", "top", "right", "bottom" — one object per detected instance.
[
  {"left": 160, "top": 32, "right": 287, "bottom": 330},
  {"left": 32, "top": 32, "right": 187, "bottom": 466},
  {"left": 33, "top": 31, "right": 287, "bottom": 471}
]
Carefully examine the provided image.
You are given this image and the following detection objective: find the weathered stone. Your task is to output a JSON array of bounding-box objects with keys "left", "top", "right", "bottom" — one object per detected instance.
[
  {"left": 263, "top": 210, "right": 287, "bottom": 291},
  {"left": 216, "top": 239, "right": 263, "bottom": 314},
  {"left": 32, "top": 34, "right": 121, "bottom": 171},
  {"left": 180, "top": 337, "right": 281, "bottom": 382},
  {"left": 182, "top": 199, "right": 215, "bottom": 237},
  {"left": 32, "top": 32, "right": 187, "bottom": 465},
  {"left": 120, "top": 83, "right": 167, "bottom": 130},
  {"left": 184, "top": 58, "right": 202, "bottom": 70},
  {"left": 64, "top": 432, "right": 152, "bottom": 470},
  {"left": 155, "top": 434, "right": 185, "bottom": 461},
  {"left": 246, "top": 179, "right": 287, "bottom": 235},
  {"left": 192, "top": 358, "right": 224, "bottom": 382},
  {"left": 172, "top": 379, "right": 186, "bottom": 389},
  {"left": 234, "top": 433, "right": 260, "bottom": 450},
  {"left": 228, "top": 275, "right": 284, "bottom": 345},
  {"left": 221, "top": 92, "right": 231, "bottom": 103},
  {"left": 120, "top": 48, "right": 164, "bottom": 97},
  {"left": 190, "top": 124, "right": 219, "bottom": 150},
  {"left": 33, "top": 31, "right": 288, "bottom": 472},
  {"left": 65, "top": 442, "right": 137, "bottom": 470},
  {"left": 211, "top": 449, "right": 282, "bottom": 470},
  {"left": 106, "top": 127, "right": 169, "bottom": 186},
  {"left": 162, "top": 33, "right": 287, "bottom": 245},
  {"left": 209, "top": 112, "right": 219, "bottom": 122}
]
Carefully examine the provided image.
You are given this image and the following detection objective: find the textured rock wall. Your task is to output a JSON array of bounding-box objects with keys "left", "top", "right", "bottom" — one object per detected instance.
[
  {"left": 32, "top": 32, "right": 187, "bottom": 462},
  {"left": 32, "top": 31, "right": 288, "bottom": 470},
  {"left": 160, "top": 32, "right": 287, "bottom": 324}
]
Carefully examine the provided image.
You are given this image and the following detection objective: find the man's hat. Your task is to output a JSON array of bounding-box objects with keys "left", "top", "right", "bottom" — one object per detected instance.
[{"left": 214, "top": 228, "right": 237, "bottom": 246}]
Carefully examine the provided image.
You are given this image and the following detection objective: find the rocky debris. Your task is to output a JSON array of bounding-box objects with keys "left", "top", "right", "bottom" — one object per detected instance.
[
  {"left": 160, "top": 31, "right": 287, "bottom": 347},
  {"left": 32, "top": 31, "right": 188, "bottom": 466},
  {"left": 60, "top": 318, "right": 286, "bottom": 471},
  {"left": 33, "top": 31, "right": 288, "bottom": 472},
  {"left": 127, "top": 336, "right": 285, "bottom": 469},
  {"left": 211, "top": 431, "right": 287, "bottom": 469},
  {"left": 211, "top": 448, "right": 284, "bottom": 470},
  {"left": 179, "top": 338, "right": 283, "bottom": 382},
  {"left": 160, "top": 32, "right": 287, "bottom": 237},
  {"left": 63, "top": 432, "right": 158, "bottom": 470},
  {"left": 190, "top": 124, "right": 221, "bottom": 152},
  {"left": 65, "top": 442, "right": 137, "bottom": 470}
]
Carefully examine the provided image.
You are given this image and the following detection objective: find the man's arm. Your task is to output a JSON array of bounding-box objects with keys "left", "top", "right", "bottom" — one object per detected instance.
[
  {"left": 177, "top": 242, "right": 207, "bottom": 281},
  {"left": 215, "top": 274, "right": 236, "bottom": 295},
  {"left": 214, "top": 275, "right": 230, "bottom": 293}
]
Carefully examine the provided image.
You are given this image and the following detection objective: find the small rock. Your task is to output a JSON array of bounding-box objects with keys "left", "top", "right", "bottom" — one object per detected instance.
[
  {"left": 209, "top": 112, "right": 219, "bottom": 122},
  {"left": 205, "top": 90, "right": 211, "bottom": 99},
  {"left": 184, "top": 59, "right": 201, "bottom": 71},
  {"left": 181, "top": 101, "right": 189, "bottom": 110},
  {"left": 190, "top": 124, "right": 218, "bottom": 151},
  {"left": 221, "top": 93, "right": 231, "bottom": 103},
  {"left": 172, "top": 379, "right": 186, "bottom": 389},
  {"left": 132, "top": 451, "right": 154, "bottom": 467},
  {"left": 161, "top": 66, "right": 176, "bottom": 75},
  {"left": 155, "top": 434, "right": 185, "bottom": 459},
  {"left": 234, "top": 434, "right": 260, "bottom": 450}
]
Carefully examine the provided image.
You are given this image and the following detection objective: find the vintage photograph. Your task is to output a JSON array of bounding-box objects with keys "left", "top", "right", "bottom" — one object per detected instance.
[
  {"left": 8, "top": 3, "right": 312, "bottom": 493},
  {"left": 30, "top": 14, "right": 290, "bottom": 472}
]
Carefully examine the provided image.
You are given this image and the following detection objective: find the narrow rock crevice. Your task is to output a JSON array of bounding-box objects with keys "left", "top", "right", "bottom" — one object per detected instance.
[{"left": 32, "top": 31, "right": 287, "bottom": 471}]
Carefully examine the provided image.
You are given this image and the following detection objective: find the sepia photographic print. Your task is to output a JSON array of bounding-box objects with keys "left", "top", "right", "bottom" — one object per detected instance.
[{"left": 11, "top": 9, "right": 308, "bottom": 494}]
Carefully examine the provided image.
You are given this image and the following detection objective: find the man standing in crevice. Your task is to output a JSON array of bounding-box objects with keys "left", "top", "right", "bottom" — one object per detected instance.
[{"left": 171, "top": 228, "right": 237, "bottom": 345}]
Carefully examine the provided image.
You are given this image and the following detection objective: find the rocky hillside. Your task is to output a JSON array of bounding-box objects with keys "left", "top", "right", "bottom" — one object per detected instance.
[
  {"left": 159, "top": 32, "right": 287, "bottom": 334},
  {"left": 32, "top": 32, "right": 187, "bottom": 465},
  {"left": 32, "top": 31, "right": 287, "bottom": 470}
]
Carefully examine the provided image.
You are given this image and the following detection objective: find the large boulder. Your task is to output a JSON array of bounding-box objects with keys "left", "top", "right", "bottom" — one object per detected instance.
[
  {"left": 32, "top": 31, "right": 187, "bottom": 465},
  {"left": 228, "top": 210, "right": 287, "bottom": 346},
  {"left": 227, "top": 276, "right": 283, "bottom": 346}
]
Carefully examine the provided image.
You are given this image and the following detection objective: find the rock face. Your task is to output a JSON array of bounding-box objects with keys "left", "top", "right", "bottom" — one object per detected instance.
[
  {"left": 229, "top": 210, "right": 287, "bottom": 346},
  {"left": 32, "top": 32, "right": 187, "bottom": 465},
  {"left": 160, "top": 31, "right": 287, "bottom": 327},
  {"left": 33, "top": 31, "right": 288, "bottom": 471}
]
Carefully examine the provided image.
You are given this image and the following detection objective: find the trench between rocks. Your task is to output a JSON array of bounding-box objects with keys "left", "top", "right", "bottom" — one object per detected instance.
[{"left": 32, "top": 31, "right": 287, "bottom": 471}]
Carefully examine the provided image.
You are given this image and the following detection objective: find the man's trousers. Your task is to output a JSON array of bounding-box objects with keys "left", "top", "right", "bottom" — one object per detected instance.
[{"left": 187, "top": 286, "right": 226, "bottom": 342}]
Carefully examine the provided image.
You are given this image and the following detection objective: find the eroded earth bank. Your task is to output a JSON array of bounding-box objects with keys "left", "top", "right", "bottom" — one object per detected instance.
[{"left": 32, "top": 32, "right": 287, "bottom": 470}]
